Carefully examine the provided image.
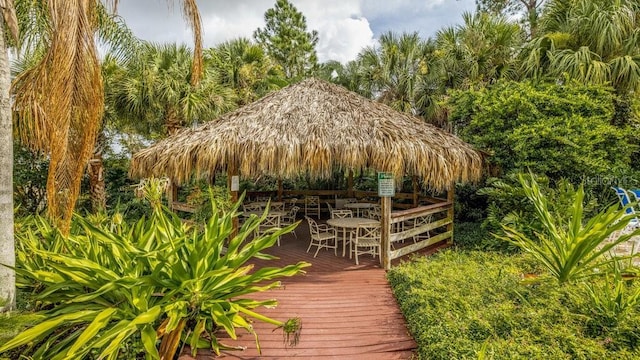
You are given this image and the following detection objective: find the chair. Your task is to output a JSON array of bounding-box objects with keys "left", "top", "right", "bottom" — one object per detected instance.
[
  {"left": 288, "top": 198, "right": 298, "bottom": 210},
  {"left": 305, "top": 195, "right": 321, "bottom": 218},
  {"left": 271, "top": 202, "right": 285, "bottom": 211},
  {"left": 255, "top": 213, "right": 281, "bottom": 246},
  {"left": 331, "top": 209, "right": 353, "bottom": 219},
  {"left": 365, "top": 206, "right": 381, "bottom": 220},
  {"left": 352, "top": 224, "right": 381, "bottom": 265},
  {"left": 305, "top": 216, "right": 337, "bottom": 257},
  {"left": 280, "top": 206, "right": 300, "bottom": 238},
  {"left": 331, "top": 209, "right": 355, "bottom": 253},
  {"left": 629, "top": 189, "right": 640, "bottom": 205},
  {"left": 411, "top": 215, "right": 433, "bottom": 243},
  {"left": 612, "top": 187, "right": 639, "bottom": 232},
  {"left": 326, "top": 202, "right": 334, "bottom": 216}
]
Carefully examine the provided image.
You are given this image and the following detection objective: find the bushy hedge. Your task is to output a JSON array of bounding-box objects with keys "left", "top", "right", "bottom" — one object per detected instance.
[
  {"left": 448, "top": 81, "right": 636, "bottom": 183},
  {"left": 388, "top": 251, "right": 640, "bottom": 359}
]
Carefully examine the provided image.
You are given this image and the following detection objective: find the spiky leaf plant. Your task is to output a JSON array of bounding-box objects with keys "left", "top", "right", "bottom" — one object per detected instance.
[
  {"left": 1, "top": 180, "right": 308, "bottom": 359},
  {"left": 498, "top": 173, "right": 640, "bottom": 284}
]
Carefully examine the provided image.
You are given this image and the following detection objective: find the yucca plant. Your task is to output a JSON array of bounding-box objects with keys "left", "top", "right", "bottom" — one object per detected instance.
[
  {"left": 1, "top": 180, "right": 309, "bottom": 359},
  {"left": 498, "top": 173, "right": 640, "bottom": 284}
]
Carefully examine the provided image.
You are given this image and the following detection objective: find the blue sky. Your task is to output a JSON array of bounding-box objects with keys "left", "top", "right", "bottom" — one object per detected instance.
[{"left": 117, "top": 0, "right": 477, "bottom": 63}]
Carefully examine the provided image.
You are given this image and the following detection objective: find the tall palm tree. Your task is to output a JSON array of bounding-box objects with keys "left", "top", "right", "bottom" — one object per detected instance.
[
  {"left": 205, "top": 37, "right": 285, "bottom": 106},
  {"left": 0, "top": 0, "right": 18, "bottom": 312},
  {"left": 357, "top": 31, "right": 435, "bottom": 117},
  {"left": 435, "top": 12, "right": 523, "bottom": 89},
  {"left": 1, "top": 0, "right": 204, "bottom": 311},
  {"left": 522, "top": 0, "right": 640, "bottom": 94},
  {"left": 9, "top": 0, "right": 203, "bottom": 234},
  {"left": 110, "top": 42, "right": 236, "bottom": 137}
]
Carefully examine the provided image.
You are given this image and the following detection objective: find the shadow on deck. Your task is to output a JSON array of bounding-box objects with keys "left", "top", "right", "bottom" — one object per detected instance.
[{"left": 180, "top": 219, "right": 449, "bottom": 359}]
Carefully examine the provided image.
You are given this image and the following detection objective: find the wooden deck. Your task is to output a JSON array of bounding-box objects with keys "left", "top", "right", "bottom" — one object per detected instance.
[{"left": 180, "top": 219, "right": 448, "bottom": 359}]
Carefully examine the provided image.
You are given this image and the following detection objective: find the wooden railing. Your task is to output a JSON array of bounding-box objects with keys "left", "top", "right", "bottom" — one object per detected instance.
[
  {"left": 246, "top": 190, "right": 446, "bottom": 209},
  {"left": 387, "top": 201, "right": 453, "bottom": 266}
]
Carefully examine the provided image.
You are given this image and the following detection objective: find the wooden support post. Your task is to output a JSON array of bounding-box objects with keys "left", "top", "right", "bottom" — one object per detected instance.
[
  {"left": 167, "top": 180, "right": 178, "bottom": 210},
  {"left": 277, "top": 178, "right": 283, "bottom": 201},
  {"left": 347, "top": 169, "right": 354, "bottom": 198},
  {"left": 412, "top": 176, "right": 419, "bottom": 208},
  {"left": 228, "top": 166, "right": 239, "bottom": 238},
  {"left": 446, "top": 183, "right": 455, "bottom": 244},
  {"left": 381, "top": 196, "right": 392, "bottom": 270}
]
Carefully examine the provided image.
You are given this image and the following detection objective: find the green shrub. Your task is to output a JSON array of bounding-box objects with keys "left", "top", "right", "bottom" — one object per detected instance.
[
  {"left": 388, "top": 251, "right": 640, "bottom": 359},
  {"left": 2, "top": 180, "right": 309, "bottom": 359},
  {"left": 571, "top": 259, "right": 640, "bottom": 339},
  {"left": 480, "top": 172, "right": 600, "bottom": 235},
  {"left": 499, "top": 173, "right": 640, "bottom": 284},
  {"left": 448, "top": 81, "right": 635, "bottom": 184},
  {"left": 452, "top": 221, "right": 491, "bottom": 251}
]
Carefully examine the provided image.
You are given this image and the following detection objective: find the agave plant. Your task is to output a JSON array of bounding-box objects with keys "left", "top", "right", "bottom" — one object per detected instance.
[
  {"left": 1, "top": 182, "right": 308, "bottom": 359},
  {"left": 498, "top": 173, "right": 640, "bottom": 284}
]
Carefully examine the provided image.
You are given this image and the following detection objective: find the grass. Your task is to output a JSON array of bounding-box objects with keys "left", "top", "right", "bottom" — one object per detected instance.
[{"left": 388, "top": 250, "right": 640, "bottom": 359}]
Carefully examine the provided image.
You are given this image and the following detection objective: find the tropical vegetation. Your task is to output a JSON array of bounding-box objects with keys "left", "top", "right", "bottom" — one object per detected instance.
[
  {"left": 2, "top": 0, "right": 640, "bottom": 357},
  {"left": 1, "top": 180, "right": 308, "bottom": 359}
]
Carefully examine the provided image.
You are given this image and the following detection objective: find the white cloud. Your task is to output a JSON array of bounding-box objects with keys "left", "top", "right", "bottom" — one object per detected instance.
[
  {"left": 315, "top": 17, "right": 375, "bottom": 63},
  {"left": 293, "top": 1, "right": 375, "bottom": 63},
  {"left": 116, "top": 0, "right": 475, "bottom": 63}
]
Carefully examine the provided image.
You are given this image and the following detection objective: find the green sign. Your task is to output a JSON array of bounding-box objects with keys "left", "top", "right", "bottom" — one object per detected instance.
[{"left": 378, "top": 172, "right": 395, "bottom": 197}]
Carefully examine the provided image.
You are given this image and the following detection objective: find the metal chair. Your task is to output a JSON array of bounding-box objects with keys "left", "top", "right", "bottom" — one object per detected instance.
[
  {"left": 331, "top": 209, "right": 355, "bottom": 254},
  {"left": 255, "top": 213, "right": 281, "bottom": 246},
  {"left": 305, "top": 216, "right": 337, "bottom": 257},
  {"left": 331, "top": 209, "right": 353, "bottom": 219},
  {"left": 270, "top": 202, "right": 285, "bottom": 211},
  {"left": 352, "top": 224, "right": 381, "bottom": 265},
  {"left": 411, "top": 215, "right": 433, "bottom": 243},
  {"left": 326, "top": 202, "right": 334, "bottom": 216},
  {"left": 280, "top": 206, "right": 300, "bottom": 238},
  {"left": 305, "top": 195, "right": 321, "bottom": 218}
]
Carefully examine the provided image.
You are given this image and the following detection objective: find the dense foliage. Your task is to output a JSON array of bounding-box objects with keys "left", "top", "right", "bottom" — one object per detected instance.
[
  {"left": 1, "top": 185, "right": 308, "bottom": 359},
  {"left": 389, "top": 251, "right": 640, "bottom": 359},
  {"left": 498, "top": 173, "right": 640, "bottom": 283},
  {"left": 449, "top": 81, "right": 635, "bottom": 182}
]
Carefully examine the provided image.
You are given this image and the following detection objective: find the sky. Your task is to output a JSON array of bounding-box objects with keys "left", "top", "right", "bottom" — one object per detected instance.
[{"left": 117, "top": 0, "right": 477, "bottom": 64}]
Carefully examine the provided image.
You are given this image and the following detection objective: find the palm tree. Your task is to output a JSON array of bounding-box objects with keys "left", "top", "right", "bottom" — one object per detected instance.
[
  {"left": 1, "top": 0, "right": 204, "bottom": 311},
  {"left": 357, "top": 32, "right": 435, "bottom": 117},
  {"left": 205, "top": 37, "right": 285, "bottom": 106},
  {"left": 10, "top": 0, "right": 203, "bottom": 234},
  {"left": 522, "top": 0, "right": 640, "bottom": 94},
  {"left": 110, "top": 42, "right": 236, "bottom": 137},
  {"left": 435, "top": 12, "right": 523, "bottom": 89}
]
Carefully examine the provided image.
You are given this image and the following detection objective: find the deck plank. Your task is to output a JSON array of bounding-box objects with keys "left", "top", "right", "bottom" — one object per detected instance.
[{"left": 180, "top": 218, "right": 449, "bottom": 359}]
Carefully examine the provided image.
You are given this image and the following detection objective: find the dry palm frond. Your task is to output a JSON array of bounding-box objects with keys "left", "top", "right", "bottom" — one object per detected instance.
[
  {"left": 182, "top": 0, "right": 203, "bottom": 87},
  {"left": 130, "top": 78, "right": 482, "bottom": 191},
  {"left": 12, "top": 0, "right": 103, "bottom": 234}
]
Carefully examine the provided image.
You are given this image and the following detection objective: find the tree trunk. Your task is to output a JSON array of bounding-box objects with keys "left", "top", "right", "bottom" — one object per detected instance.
[
  {"left": 0, "top": 18, "right": 15, "bottom": 312},
  {"left": 165, "top": 107, "right": 183, "bottom": 135},
  {"left": 88, "top": 131, "right": 106, "bottom": 212}
]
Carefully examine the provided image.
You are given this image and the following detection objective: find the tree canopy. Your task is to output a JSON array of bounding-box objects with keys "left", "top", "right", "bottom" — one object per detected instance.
[{"left": 253, "top": 0, "right": 319, "bottom": 80}]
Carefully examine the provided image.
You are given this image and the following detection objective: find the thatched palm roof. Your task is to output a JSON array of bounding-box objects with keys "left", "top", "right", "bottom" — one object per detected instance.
[{"left": 130, "top": 78, "right": 482, "bottom": 190}]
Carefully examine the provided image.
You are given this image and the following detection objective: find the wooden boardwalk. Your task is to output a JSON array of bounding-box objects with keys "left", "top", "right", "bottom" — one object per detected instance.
[{"left": 181, "top": 219, "right": 448, "bottom": 359}]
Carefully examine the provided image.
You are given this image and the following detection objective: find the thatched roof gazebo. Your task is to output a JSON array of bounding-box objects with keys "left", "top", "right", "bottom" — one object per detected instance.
[
  {"left": 130, "top": 78, "right": 482, "bottom": 268},
  {"left": 130, "top": 78, "right": 481, "bottom": 189}
]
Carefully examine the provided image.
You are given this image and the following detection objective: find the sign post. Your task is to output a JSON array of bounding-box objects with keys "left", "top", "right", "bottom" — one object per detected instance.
[
  {"left": 378, "top": 172, "right": 395, "bottom": 197},
  {"left": 378, "top": 172, "right": 394, "bottom": 270}
]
